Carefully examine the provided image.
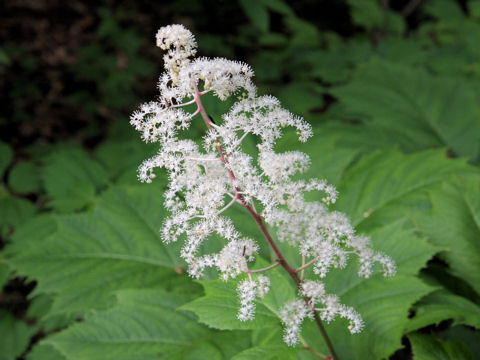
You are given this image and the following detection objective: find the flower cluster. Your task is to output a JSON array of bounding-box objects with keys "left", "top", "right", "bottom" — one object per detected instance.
[
  {"left": 237, "top": 275, "right": 270, "bottom": 321},
  {"left": 131, "top": 24, "right": 396, "bottom": 347}
]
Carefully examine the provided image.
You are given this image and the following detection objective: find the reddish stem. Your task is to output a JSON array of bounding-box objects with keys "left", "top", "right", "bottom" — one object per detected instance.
[{"left": 192, "top": 83, "right": 339, "bottom": 360}]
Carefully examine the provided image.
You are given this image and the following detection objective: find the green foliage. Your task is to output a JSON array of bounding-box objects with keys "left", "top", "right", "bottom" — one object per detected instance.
[
  {"left": 407, "top": 290, "right": 480, "bottom": 332},
  {"left": 5, "top": 185, "right": 185, "bottom": 317},
  {"left": 0, "top": 141, "right": 13, "bottom": 176},
  {"left": 409, "top": 333, "right": 474, "bottom": 360},
  {"left": 301, "top": 222, "right": 436, "bottom": 359},
  {"left": 0, "top": 194, "right": 36, "bottom": 237},
  {"left": 231, "top": 345, "right": 304, "bottom": 360},
  {"left": 335, "top": 149, "right": 479, "bottom": 229},
  {"left": 41, "top": 149, "right": 109, "bottom": 212},
  {"left": 70, "top": 8, "right": 154, "bottom": 110},
  {"left": 0, "top": 310, "right": 37, "bottom": 360},
  {"left": 181, "top": 262, "right": 295, "bottom": 330},
  {"left": 37, "top": 289, "right": 235, "bottom": 360},
  {"left": 346, "top": 0, "right": 384, "bottom": 31},
  {"left": 3, "top": 1, "right": 480, "bottom": 359},
  {"left": 412, "top": 180, "right": 480, "bottom": 295},
  {"left": 332, "top": 59, "right": 480, "bottom": 161},
  {"left": 8, "top": 161, "right": 41, "bottom": 194}
]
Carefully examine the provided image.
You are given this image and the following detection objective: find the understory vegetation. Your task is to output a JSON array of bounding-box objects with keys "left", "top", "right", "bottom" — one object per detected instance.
[{"left": 1, "top": 1, "right": 480, "bottom": 359}]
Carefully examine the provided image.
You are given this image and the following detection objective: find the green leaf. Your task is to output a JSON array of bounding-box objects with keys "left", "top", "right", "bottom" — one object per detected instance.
[
  {"left": 41, "top": 149, "right": 109, "bottom": 212},
  {"left": 39, "top": 289, "right": 225, "bottom": 360},
  {"left": 276, "top": 128, "right": 359, "bottom": 186},
  {"left": 302, "top": 221, "right": 437, "bottom": 359},
  {"left": 239, "top": 0, "right": 269, "bottom": 32},
  {"left": 181, "top": 258, "right": 298, "bottom": 330},
  {"left": 332, "top": 59, "right": 480, "bottom": 161},
  {"left": 409, "top": 333, "right": 474, "bottom": 360},
  {"left": 308, "top": 39, "right": 371, "bottom": 84},
  {"left": 26, "top": 293, "right": 77, "bottom": 333},
  {"left": 471, "top": 0, "right": 480, "bottom": 19},
  {"left": 94, "top": 139, "right": 157, "bottom": 185},
  {"left": 276, "top": 82, "right": 324, "bottom": 118},
  {"left": 0, "top": 141, "right": 13, "bottom": 177},
  {"left": 231, "top": 345, "right": 302, "bottom": 360},
  {"left": 346, "top": 0, "right": 383, "bottom": 30},
  {"left": 300, "top": 133, "right": 359, "bottom": 186},
  {"left": 0, "top": 310, "right": 36, "bottom": 360},
  {"left": 181, "top": 278, "right": 277, "bottom": 330},
  {"left": 423, "top": 0, "right": 465, "bottom": 22},
  {"left": 442, "top": 326, "right": 480, "bottom": 357},
  {"left": 0, "top": 195, "right": 36, "bottom": 237},
  {"left": 263, "top": 0, "right": 293, "bottom": 15},
  {"left": 5, "top": 185, "right": 185, "bottom": 317},
  {"left": 407, "top": 289, "right": 480, "bottom": 332},
  {"left": 412, "top": 179, "right": 480, "bottom": 295},
  {"left": 8, "top": 161, "right": 41, "bottom": 193},
  {"left": 27, "top": 344, "right": 66, "bottom": 360},
  {"left": 335, "top": 149, "right": 480, "bottom": 229}
]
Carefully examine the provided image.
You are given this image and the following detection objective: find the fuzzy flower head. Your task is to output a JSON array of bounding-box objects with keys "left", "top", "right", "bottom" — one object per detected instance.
[
  {"left": 301, "top": 280, "right": 364, "bottom": 334},
  {"left": 280, "top": 300, "right": 313, "bottom": 346},
  {"left": 156, "top": 24, "right": 197, "bottom": 83},
  {"left": 131, "top": 24, "right": 396, "bottom": 346}
]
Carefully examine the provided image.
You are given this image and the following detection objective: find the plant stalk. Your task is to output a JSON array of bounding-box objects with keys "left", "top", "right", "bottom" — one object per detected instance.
[{"left": 193, "top": 84, "right": 339, "bottom": 360}]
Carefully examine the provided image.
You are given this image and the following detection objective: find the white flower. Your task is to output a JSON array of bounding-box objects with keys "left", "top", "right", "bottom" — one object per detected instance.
[
  {"left": 256, "top": 275, "right": 270, "bottom": 298},
  {"left": 301, "top": 280, "right": 364, "bottom": 334},
  {"left": 131, "top": 24, "right": 395, "bottom": 344},
  {"left": 216, "top": 238, "right": 258, "bottom": 280},
  {"left": 280, "top": 300, "right": 312, "bottom": 346},
  {"left": 237, "top": 279, "right": 257, "bottom": 321}
]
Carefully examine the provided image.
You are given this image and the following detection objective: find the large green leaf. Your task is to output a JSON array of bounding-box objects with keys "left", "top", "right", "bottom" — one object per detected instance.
[
  {"left": 38, "top": 289, "right": 237, "bottom": 360},
  {"left": 334, "top": 149, "right": 480, "bottom": 229},
  {"left": 0, "top": 310, "right": 37, "bottom": 360},
  {"left": 332, "top": 59, "right": 480, "bottom": 161},
  {"left": 5, "top": 185, "right": 184, "bottom": 317},
  {"left": 231, "top": 345, "right": 303, "bottom": 360},
  {"left": 181, "top": 262, "right": 295, "bottom": 330},
  {"left": 94, "top": 139, "right": 157, "bottom": 185},
  {"left": 41, "top": 149, "right": 109, "bottom": 212},
  {"left": 239, "top": 0, "right": 269, "bottom": 32},
  {"left": 409, "top": 333, "right": 474, "bottom": 360},
  {"left": 346, "top": 0, "right": 383, "bottom": 30},
  {"left": 27, "top": 344, "right": 66, "bottom": 360},
  {"left": 8, "top": 161, "right": 41, "bottom": 194},
  {"left": 277, "top": 128, "right": 359, "bottom": 186},
  {"left": 407, "top": 289, "right": 480, "bottom": 332},
  {"left": 412, "top": 180, "right": 480, "bottom": 295},
  {"left": 184, "top": 220, "right": 437, "bottom": 359},
  {"left": 423, "top": 0, "right": 465, "bottom": 22},
  {"left": 0, "top": 194, "right": 36, "bottom": 237},
  {"left": 276, "top": 82, "right": 324, "bottom": 119}
]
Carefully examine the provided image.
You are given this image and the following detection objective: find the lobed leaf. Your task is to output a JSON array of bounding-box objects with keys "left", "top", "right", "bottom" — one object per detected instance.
[
  {"left": 334, "top": 149, "right": 480, "bottom": 229},
  {"left": 39, "top": 289, "right": 229, "bottom": 360},
  {"left": 41, "top": 149, "right": 109, "bottom": 212},
  {"left": 412, "top": 180, "right": 480, "bottom": 295},
  {"left": 180, "top": 262, "right": 294, "bottom": 330},
  {"left": 409, "top": 333, "right": 474, "bottom": 360},
  {"left": 332, "top": 59, "right": 480, "bottom": 161},
  {"left": 5, "top": 185, "right": 185, "bottom": 317},
  {"left": 407, "top": 290, "right": 480, "bottom": 332}
]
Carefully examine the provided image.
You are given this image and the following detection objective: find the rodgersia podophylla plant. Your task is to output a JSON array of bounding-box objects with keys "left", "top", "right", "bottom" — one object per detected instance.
[{"left": 131, "top": 24, "right": 396, "bottom": 358}]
